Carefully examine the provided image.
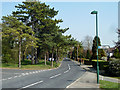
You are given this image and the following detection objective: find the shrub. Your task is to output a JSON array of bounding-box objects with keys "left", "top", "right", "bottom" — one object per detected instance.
[
  {"left": 108, "top": 59, "right": 120, "bottom": 76},
  {"left": 84, "top": 59, "right": 92, "bottom": 65},
  {"left": 92, "top": 60, "right": 109, "bottom": 70}
]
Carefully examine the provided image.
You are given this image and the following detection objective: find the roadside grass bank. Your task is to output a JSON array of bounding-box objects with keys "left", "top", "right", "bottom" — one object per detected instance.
[
  {"left": 1, "top": 59, "right": 61, "bottom": 70},
  {"left": 100, "top": 80, "right": 119, "bottom": 88},
  {"left": 110, "top": 77, "right": 120, "bottom": 80}
]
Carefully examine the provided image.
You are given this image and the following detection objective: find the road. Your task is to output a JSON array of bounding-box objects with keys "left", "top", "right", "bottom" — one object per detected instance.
[{"left": 2, "top": 58, "right": 86, "bottom": 89}]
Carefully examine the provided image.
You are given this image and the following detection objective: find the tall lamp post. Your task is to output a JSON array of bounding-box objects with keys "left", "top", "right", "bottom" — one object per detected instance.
[{"left": 91, "top": 10, "right": 99, "bottom": 84}]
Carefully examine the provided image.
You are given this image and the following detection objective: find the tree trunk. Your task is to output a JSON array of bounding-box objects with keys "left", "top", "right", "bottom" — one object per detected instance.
[
  {"left": 56, "top": 47, "right": 59, "bottom": 63},
  {"left": 52, "top": 51, "right": 53, "bottom": 67},
  {"left": 22, "top": 50, "right": 25, "bottom": 61},
  {"left": 77, "top": 46, "right": 78, "bottom": 61},
  {"left": 47, "top": 51, "right": 49, "bottom": 61},
  {"left": 56, "top": 49, "right": 58, "bottom": 63},
  {"left": 51, "top": 47, "right": 54, "bottom": 67},
  {"left": 31, "top": 47, "right": 34, "bottom": 64},
  {"left": 18, "top": 38, "right": 22, "bottom": 68},
  {"left": 35, "top": 48, "right": 38, "bottom": 64},
  {"left": 45, "top": 53, "right": 46, "bottom": 65}
]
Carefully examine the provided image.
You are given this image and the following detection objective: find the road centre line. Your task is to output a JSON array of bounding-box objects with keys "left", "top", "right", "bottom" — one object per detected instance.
[
  {"left": 8, "top": 77, "right": 12, "bottom": 80},
  {"left": 21, "top": 80, "right": 43, "bottom": 89},
  {"left": 64, "top": 64, "right": 70, "bottom": 73},
  {"left": 50, "top": 73, "right": 61, "bottom": 79},
  {"left": 68, "top": 64, "right": 70, "bottom": 70},
  {"left": 64, "top": 70, "right": 69, "bottom": 73}
]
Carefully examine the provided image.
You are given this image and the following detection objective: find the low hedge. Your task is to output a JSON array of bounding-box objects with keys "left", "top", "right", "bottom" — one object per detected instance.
[
  {"left": 84, "top": 59, "right": 92, "bottom": 65},
  {"left": 92, "top": 60, "right": 109, "bottom": 70}
]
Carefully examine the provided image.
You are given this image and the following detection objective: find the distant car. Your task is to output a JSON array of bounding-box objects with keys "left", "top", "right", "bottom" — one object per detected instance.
[{"left": 48, "top": 58, "right": 54, "bottom": 61}]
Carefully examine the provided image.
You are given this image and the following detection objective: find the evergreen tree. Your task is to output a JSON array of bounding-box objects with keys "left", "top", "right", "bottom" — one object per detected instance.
[
  {"left": 2, "top": 16, "right": 37, "bottom": 67},
  {"left": 86, "top": 49, "right": 91, "bottom": 59},
  {"left": 113, "top": 48, "right": 120, "bottom": 58},
  {"left": 92, "top": 36, "right": 105, "bottom": 59}
]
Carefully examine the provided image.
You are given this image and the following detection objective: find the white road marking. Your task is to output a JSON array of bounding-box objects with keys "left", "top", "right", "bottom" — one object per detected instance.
[
  {"left": 64, "top": 70, "right": 69, "bottom": 73},
  {"left": 35, "top": 71, "right": 38, "bottom": 73},
  {"left": 50, "top": 73, "right": 61, "bottom": 79},
  {"left": 25, "top": 73, "right": 29, "bottom": 75},
  {"left": 2, "top": 79, "right": 7, "bottom": 81},
  {"left": 14, "top": 76, "right": 18, "bottom": 78},
  {"left": 22, "top": 73, "right": 26, "bottom": 76},
  {"left": 21, "top": 80, "right": 43, "bottom": 89},
  {"left": 64, "top": 64, "right": 70, "bottom": 74},
  {"left": 29, "top": 72, "right": 32, "bottom": 74},
  {"left": 18, "top": 75, "right": 22, "bottom": 77},
  {"left": 68, "top": 64, "right": 70, "bottom": 70},
  {"left": 32, "top": 72, "right": 35, "bottom": 74},
  {"left": 8, "top": 77, "right": 12, "bottom": 80}
]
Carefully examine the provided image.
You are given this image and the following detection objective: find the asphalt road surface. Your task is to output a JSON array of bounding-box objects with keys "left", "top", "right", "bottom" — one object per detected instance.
[{"left": 2, "top": 58, "right": 86, "bottom": 89}]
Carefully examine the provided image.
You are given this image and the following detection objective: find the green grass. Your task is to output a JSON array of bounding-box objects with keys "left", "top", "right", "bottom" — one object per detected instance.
[
  {"left": 84, "top": 59, "right": 89, "bottom": 61},
  {"left": 100, "top": 80, "right": 119, "bottom": 88},
  {"left": 110, "top": 77, "right": 120, "bottom": 80},
  {"left": 92, "top": 59, "right": 106, "bottom": 62},
  {"left": 1, "top": 59, "right": 60, "bottom": 70}
]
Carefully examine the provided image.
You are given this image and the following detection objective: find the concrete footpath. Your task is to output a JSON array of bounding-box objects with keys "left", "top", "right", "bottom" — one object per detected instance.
[{"left": 67, "top": 60, "right": 120, "bottom": 88}]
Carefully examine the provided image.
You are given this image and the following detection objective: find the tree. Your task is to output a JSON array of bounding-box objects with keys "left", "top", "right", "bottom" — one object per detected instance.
[
  {"left": 83, "top": 35, "right": 93, "bottom": 50},
  {"left": 2, "top": 16, "right": 37, "bottom": 68},
  {"left": 13, "top": 1, "right": 63, "bottom": 65},
  {"left": 86, "top": 49, "right": 91, "bottom": 59},
  {"left": 113, "top": 48, "right": 120, "bottom": 58},
  {"left": 91, "top": 36, "right": 105, "bottom": 59}
]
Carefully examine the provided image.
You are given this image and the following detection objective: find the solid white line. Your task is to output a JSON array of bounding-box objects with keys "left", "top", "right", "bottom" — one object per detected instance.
[
  {"left": 50, "top": 73, "right": 61, "bottom": 79},
  {"left": 64, "top": 70, "right": 69, "bottom": 73},
  {"left": 68, "top": 64, "right": 70, "bottom": 70},
  {"left": 22, "top": 80, "right": 43, "bottom": 89}
]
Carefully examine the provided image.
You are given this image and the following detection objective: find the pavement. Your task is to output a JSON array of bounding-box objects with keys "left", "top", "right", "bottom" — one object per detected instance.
[{"left": 67, "top": 60, "right": 120, "bottom": 88}]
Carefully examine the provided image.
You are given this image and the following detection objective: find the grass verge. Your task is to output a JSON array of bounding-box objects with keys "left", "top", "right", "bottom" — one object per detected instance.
[
  {"left": 100, "top": 80, "right": 119, "bottom": 88},
  {"left": 1, "top": 59, "right": 61, "bottom": 70}
]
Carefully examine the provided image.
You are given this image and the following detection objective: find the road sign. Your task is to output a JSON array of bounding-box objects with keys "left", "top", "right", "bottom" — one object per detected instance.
[{"left": 98, "top": 45, "right": 110, "bottom": 49}]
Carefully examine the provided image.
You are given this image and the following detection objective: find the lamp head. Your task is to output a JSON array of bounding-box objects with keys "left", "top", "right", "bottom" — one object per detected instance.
[{"left": 91, "top": 11, "right": 98, "bottom": 14}]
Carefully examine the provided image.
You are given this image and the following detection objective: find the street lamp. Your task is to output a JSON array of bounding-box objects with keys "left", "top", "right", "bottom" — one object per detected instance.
[{"left": 91, "top": 10, "right": 99, "bottom": 84}]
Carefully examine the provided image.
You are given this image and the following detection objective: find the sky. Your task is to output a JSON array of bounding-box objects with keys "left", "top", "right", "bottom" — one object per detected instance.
[{"left": 0, "top": 1, "right": 118, "bottom": 47}]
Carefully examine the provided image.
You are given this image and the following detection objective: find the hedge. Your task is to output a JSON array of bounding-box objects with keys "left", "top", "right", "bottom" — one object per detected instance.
[
  {"left": 84, "top": 59, "right": 92, "bottom": 65},
  {"left": 92, "top": 60, "right": 109, "bottom": 70}
]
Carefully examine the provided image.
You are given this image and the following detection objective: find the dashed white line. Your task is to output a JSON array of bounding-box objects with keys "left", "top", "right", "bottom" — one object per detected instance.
[
  {"left": 2, "top": 79, "right": 7, "bottom": 81},
  {"left": 18, "top": 75, "right": 22, "bottom": 77},
  {"left": 21, "top": 80, "right": 43, "bottom": 89},
  {"left": 50, "top": 73, "right": 61, "bottom": 79},
  {"left": 8, "top": 77, "right": 12, "bottom": 80},
  {"left": 14, "top": 76, "right": 18, "bottom": 78}
]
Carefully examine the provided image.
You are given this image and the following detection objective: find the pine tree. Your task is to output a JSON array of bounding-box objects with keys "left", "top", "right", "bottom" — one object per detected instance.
[{"left": 2, "top": 16, "right": 37, "bottom": 68}]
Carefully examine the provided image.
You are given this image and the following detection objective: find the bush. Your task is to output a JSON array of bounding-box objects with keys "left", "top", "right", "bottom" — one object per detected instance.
[
  {"left": 84, "top": 59, "right": 92, "bottom": 65},
  {"left": 108, "top": 59, "right": 120, "bottom": 76},
  {"left": 92, "top": 60, "right": 109, "bottom": 70}
]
